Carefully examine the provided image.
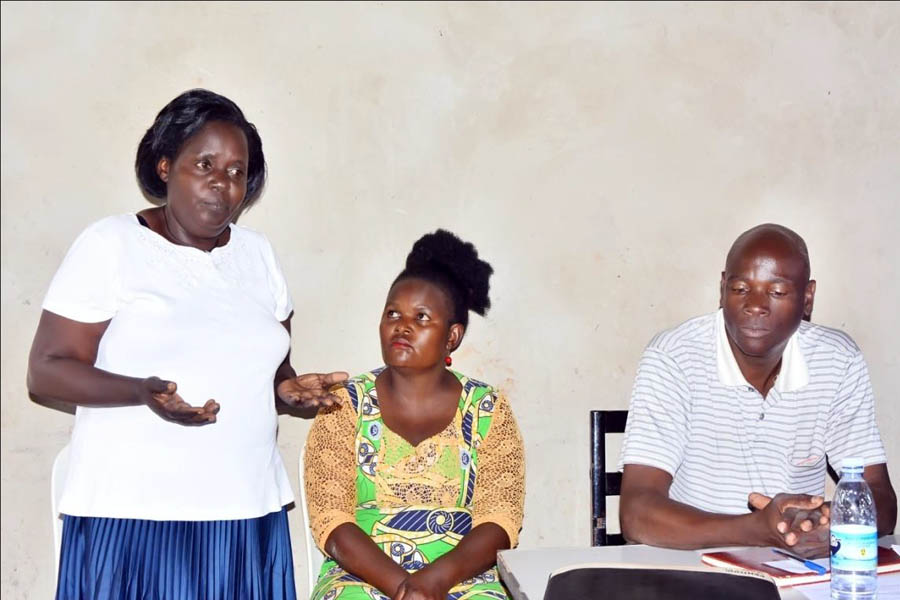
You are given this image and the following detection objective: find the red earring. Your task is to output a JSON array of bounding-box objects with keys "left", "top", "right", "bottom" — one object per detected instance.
[{"left": 444, "top": 356, "right": 453, "bottom": 367}]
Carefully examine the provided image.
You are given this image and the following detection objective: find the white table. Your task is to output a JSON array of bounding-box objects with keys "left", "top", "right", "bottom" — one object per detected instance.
[{"left": 497, "top": 536, "right": 900, "bottom": 600}]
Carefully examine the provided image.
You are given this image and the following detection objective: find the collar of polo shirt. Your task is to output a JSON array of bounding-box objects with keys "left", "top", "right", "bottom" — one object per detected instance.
[{"left": 715, "top": 308, "right": 810, "bottom": 393}]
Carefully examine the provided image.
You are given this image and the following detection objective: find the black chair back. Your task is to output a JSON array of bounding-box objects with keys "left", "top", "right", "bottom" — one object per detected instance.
[{"left": 590, "top": 409, "right": 628, "bottom": 546}]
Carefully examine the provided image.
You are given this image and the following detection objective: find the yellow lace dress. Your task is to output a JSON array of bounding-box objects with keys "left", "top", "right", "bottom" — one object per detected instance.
[{"left": 304, "top": 369, "right": 525, "bottom": 600}]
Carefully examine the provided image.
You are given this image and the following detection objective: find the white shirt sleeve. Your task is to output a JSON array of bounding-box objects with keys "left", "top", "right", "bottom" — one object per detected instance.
[
  {"left": 261, "top": 236, "right": 293, "bottom": 322},
  {"left": 618, "top": 347, "right": 691, "bottom": 476},
  {"left": 825, "top": 350, "right": 888, "bottom": 471},
  {"left": 42, "top": 219, "right": 120, "bottom": 323}
]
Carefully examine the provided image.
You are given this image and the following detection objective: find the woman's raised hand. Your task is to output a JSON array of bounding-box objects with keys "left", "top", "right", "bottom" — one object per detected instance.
[
  {"left": 277, "top": 371, "right": 349, "bottom": 409},
  {"left": 141, "top": 376, "right": 220, "bottom": 425}
]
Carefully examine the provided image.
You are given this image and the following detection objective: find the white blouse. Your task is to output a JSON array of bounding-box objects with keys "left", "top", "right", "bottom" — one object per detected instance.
[{"left": 44, "top": 214, "right": 295, "bottom": 520}]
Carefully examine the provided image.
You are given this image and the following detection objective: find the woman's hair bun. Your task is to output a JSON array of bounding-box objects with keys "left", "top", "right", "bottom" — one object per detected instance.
[{"left": 402, "top": 229, "right": 493, "bottom": 321}]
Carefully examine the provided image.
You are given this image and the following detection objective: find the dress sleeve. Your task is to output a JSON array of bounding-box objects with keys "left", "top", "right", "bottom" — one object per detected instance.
[
  {"left": 825, "top": 350, "right": 888, "bottom": 471},
  {"left": 260, "top": 235, "right": 293, "bottom": 321},
  {"left": 471, "top": 393, "right": 525, "bottom": 548},
  {"left": 304, "top": 387, "right": 359, "bottom": 552},
  {"left": 42, "top": 219, "right": 120, "bottom": 323},
  {"left": 617, "top": 347, "right": 691, "bottom": 475}
]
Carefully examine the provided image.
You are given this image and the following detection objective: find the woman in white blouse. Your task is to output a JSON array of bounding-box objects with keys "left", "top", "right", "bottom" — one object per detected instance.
[{"left": 27, "top": 89, "right": 345, "bottom": 600}]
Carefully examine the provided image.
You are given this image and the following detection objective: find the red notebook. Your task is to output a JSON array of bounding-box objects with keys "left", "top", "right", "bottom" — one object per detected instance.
[{"left": 700, "top": 546, "right": 900, "bottom": 587}]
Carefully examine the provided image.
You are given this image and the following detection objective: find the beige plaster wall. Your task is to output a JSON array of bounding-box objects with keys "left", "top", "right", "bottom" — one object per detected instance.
[{"left": 2, "top": 2, "right": 899, "bottom": 597}]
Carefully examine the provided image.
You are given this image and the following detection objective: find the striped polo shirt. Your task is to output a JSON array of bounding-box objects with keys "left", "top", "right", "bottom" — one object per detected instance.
[{"left": 618, "top": 309, "right": 887, "bottom": 515}]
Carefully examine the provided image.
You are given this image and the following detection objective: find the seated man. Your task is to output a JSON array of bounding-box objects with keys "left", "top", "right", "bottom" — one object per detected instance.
[{"left": 618, "top": 223, "right": 896, "bottom": 557}]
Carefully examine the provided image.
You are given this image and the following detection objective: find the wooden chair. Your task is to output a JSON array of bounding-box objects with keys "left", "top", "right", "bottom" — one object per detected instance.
[{"left": 590, "top": 410, "right": 628, "bottom": 546}]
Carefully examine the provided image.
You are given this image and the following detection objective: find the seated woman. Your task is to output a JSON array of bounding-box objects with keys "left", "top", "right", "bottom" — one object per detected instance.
[{"left": 304, "top": 230, "right": 525, "bottom": 600}]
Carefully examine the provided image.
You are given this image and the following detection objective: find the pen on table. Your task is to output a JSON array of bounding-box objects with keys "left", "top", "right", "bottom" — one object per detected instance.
[{"left": 771, "top": 548, "right": 828, "bottom": 575}]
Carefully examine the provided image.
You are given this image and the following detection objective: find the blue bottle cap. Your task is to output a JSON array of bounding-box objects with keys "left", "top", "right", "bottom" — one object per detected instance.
[{"left": 842, "top": 457, "right": 864, "bottom": 471}]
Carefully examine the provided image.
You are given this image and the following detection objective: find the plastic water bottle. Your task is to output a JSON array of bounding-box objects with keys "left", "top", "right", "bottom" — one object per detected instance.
[{"left": 830, "top": 457, "right": 878, "bottom": 599}]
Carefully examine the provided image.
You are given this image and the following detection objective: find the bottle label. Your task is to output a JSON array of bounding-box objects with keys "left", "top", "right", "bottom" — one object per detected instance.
[{"left": 830, "top": 524, "right": 877, "bottom": 571}]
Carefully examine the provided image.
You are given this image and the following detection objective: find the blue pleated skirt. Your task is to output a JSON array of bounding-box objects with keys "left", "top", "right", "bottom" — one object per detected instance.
[{"left": 56, "top": 508, "right": 296, "bottom": 600}]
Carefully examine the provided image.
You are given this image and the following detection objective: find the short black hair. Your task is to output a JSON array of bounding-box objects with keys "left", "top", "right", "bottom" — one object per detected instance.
[
  {"left": 393, "top": 229, "right": 493, "bottom": 329},
  {"left": 135, "top": 89, "right": 267, "bottom": 210}
]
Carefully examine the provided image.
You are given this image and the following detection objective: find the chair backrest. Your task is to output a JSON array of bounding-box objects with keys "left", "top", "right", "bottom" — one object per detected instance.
[
  {"left": 51, "top": 444, "right": 70, "bottom": 575},
  {"left": 298, "top": 444, "right": 326, "bottom": 595},
  {"left": 590, "top": 410, "right": 628, "bottom": 546}
]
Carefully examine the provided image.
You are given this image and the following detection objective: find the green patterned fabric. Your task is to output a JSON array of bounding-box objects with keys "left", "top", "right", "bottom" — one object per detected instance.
[{"left": 310, "top": 368, "right": 510, "bottom": 600}]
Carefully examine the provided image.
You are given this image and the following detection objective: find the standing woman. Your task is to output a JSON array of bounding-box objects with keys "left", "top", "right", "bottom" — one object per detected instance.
[
  {"left": 304, "top": 230, "right": 525, "bottom": 600},
  {"left": 27, "top": 89, "right": 346, "bottom": 600}
]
